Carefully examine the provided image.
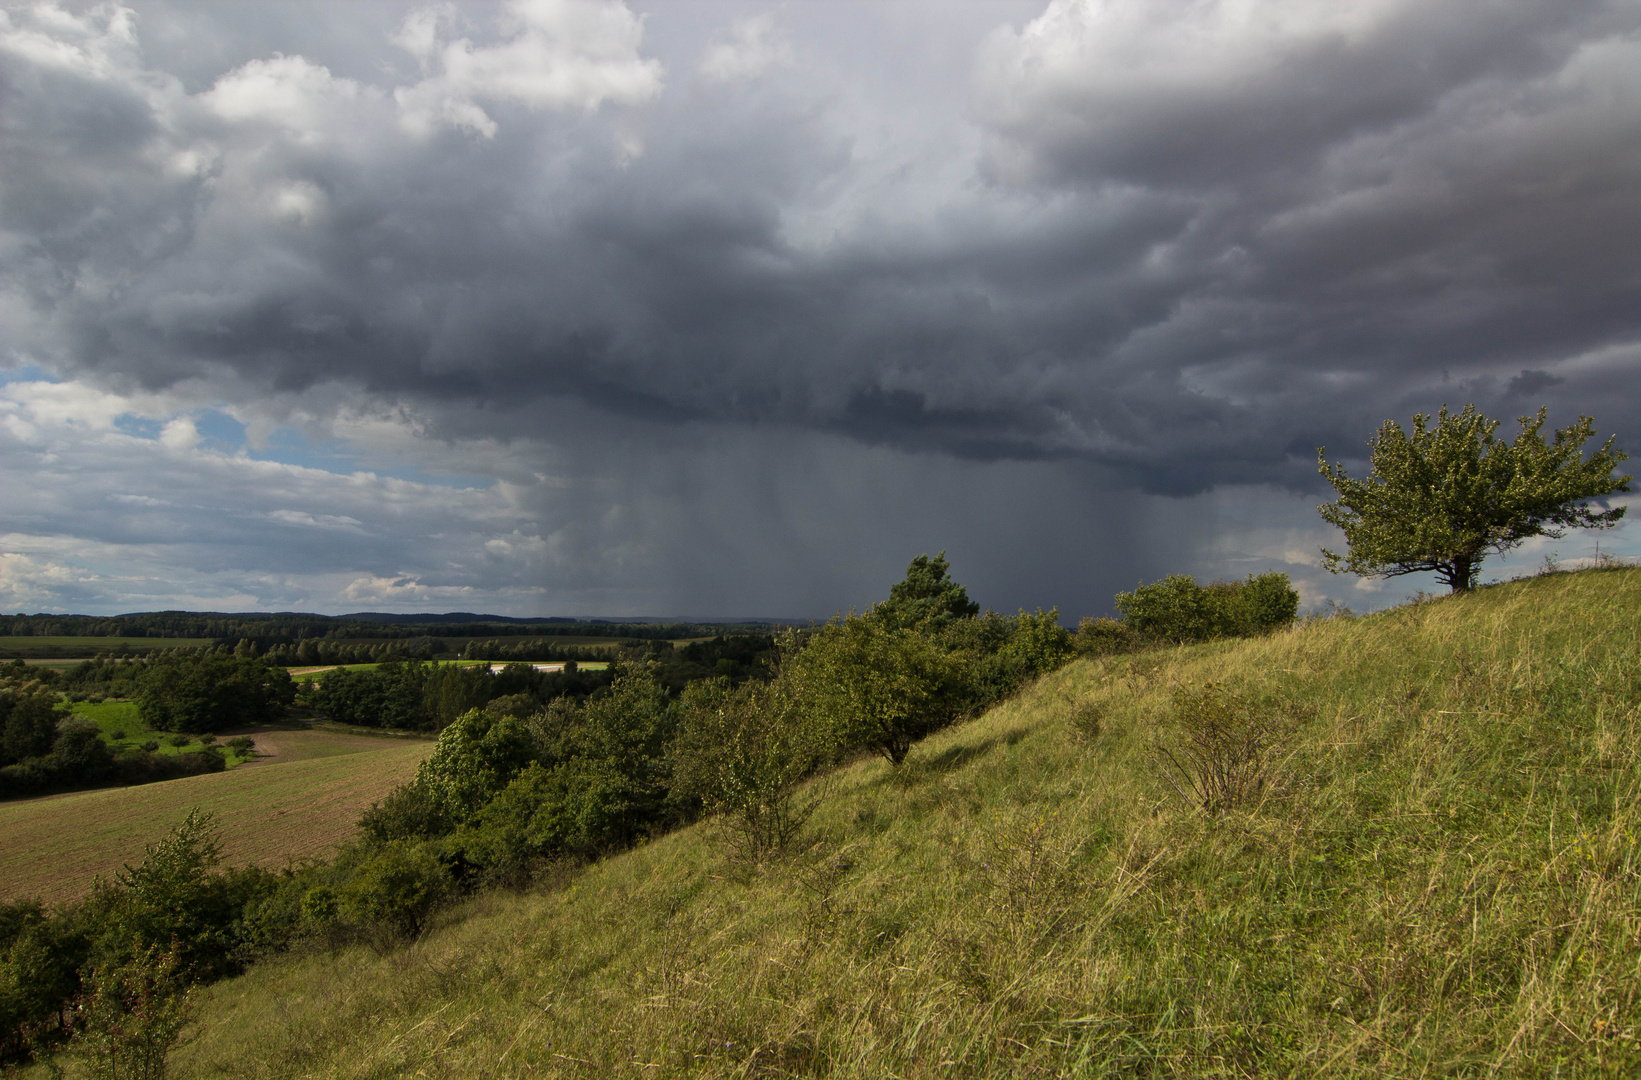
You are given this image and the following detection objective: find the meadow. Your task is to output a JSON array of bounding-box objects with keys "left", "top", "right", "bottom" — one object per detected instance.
[
  {"left": 0, "top": 732, "right": 431, "bottom": 904},
  {"left": 64, "top": 699, "right": 258, "bottom": 764},
  {"left": 150, "top": 567, "right": 1641, "bottom": 1078}
]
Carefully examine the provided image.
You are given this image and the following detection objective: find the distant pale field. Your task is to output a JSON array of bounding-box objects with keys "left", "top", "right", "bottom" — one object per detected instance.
[{"left": 0, "top": 728, "right": 432, "bottom": 904}]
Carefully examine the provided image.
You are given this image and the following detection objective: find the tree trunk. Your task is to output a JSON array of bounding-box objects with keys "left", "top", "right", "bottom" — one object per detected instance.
[{"left": 1447, "top": 554, "right": 1475, "bottom": 593}]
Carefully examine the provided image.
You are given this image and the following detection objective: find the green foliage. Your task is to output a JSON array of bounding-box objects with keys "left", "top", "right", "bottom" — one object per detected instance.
[
  {"left": 0, "top": 689, "right": 60, "bottom": 766},
  {"left": 411, "top": 709, "right": 537, "bottom": 827},
  {"left": 1072, "top": 616, "right": 1136, "bottom": 656},
  {"left": 1115, "top": 574, "right": 1218, "bottom": 642},
  {"left": 670, "top": 679, "right": 823, "bottom": 858},
  {"left": 303, "top": 659, "right": 613, "bottom": 732},
  {"left": 135, "top": 655, "right": 293, "bottom": 734},
  {"left": 784, "top": 616, "right": 963, "bottom": 765},
  {"left": 90, "top": 810, "right": 245, "bottom": 982},
  {"left": 71, "top": 945, "right": 192, "bottom": 1080},
  {"left": 1319, "top": 404, "right": 1631, "bottom": 592},
  {"left": 338, "top": 842, "right": 450, "bottom": 940},
  {"left": 994, "top": 607, "right": 1074, "bottom": 677},
  {"left": 871, "top": 551, "right": 980, "bottom": 631},
  {"left": 0, "top": 903, "right": 79, "bottom": 1060},
  {"left": 1114, "top": 572, "right": 1299, "bottom": 644}
]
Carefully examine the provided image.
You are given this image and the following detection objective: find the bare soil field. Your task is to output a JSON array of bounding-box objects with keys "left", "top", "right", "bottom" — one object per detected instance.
[{"left": 0, "top": 731, "right": 432, "bottom": 904}]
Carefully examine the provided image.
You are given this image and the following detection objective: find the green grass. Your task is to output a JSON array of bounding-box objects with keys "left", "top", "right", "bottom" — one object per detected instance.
[
  {"left": 0, "top": 636, "right": 216, "bottom": 658},
  {"left": 116, "top": 569, "right": 1641, "bottom": 1076},
  {"left": 63, "top": 699, "right": 253, "bottom": 765}
]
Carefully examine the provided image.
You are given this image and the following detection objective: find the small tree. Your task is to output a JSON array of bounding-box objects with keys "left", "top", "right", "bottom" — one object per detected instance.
[
  {"left": 1318, "top": 406, "right": 1629, "bottom": 593},
  {"left": 871, "top": 551, "right": 980, "bottom": 631},
  {"left": 784, "top": 616, "right": 961, "bottom": 765},
  {"left": 670, "top": 678, "right": 822, "bottom": 858},
  {"left": 72, "top": 945, "right": 192, "bottom": 1080}
]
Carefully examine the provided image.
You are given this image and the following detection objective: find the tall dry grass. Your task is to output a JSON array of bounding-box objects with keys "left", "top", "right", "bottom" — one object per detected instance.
[{"left": 143, "top": 567, "right": 1641, "bottom": 1078}]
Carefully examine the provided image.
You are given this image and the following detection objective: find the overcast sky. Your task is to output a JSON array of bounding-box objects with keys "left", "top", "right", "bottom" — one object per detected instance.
[{"left": 3, "top": 0, "right": 1639, "bottom": 619}]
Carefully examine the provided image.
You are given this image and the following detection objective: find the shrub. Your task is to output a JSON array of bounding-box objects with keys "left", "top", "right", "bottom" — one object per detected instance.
[
  {"left": 71, "top": 945, "right": 192, "bottom": 1080},
  {"left": 1149, "top": 683, "right": 1288, "bottom": 814},
  {"left": 299, "top": 886, "right": 338, "bottom": 924},
  {"left": 140, "top": 740, "right": 160, "bottom": 753},
  {"left": 1115, "top": 572, "right": 1299, "bottom": 644},
  {"left": 995, "top": 608, "right": 1074, "bottom": 678},
  {"left": 339, "top": 841, "right": 450, "bottom": 939},
  {"left": 671, "top": 679, "right": 823, "bottom": 859},
  {"left": 783, "top": 617, "right": 963, "bottom": 765},
  {"left": 1073, "top": 616, "right": 1136, "bottom": 656},
  {"left": 44, "top": 721, "right": 117, "bottom": 788}
]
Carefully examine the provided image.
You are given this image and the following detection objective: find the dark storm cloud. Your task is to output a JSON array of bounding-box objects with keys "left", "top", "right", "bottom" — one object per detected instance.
[
  {"left": 3, "top": 0, "right": 1640, "bottom": 616},
  {"left": 9, "top": 0, "right": 1638, "bottom": 501}
]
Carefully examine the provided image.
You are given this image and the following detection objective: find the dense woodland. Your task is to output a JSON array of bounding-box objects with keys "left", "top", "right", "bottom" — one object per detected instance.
[
  {"left": 0, "top": 558, "right": 1299, "bottom": 1064},
  {"left": 0, "top": 611, "right": 779, "bottom": 652}
]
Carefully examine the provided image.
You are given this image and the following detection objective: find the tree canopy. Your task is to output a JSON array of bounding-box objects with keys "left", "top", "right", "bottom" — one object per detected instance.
[
  {"left": 872, "top": 551, "right": 980, "bottom": 630},
  {"left": 1317, "top": 405, "right": 1630, "bottom": 593}
]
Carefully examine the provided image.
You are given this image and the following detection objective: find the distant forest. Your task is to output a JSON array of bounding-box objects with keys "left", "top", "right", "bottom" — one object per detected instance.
[{"left": 0, "top": 612, "right": 788, "bottom": 647}]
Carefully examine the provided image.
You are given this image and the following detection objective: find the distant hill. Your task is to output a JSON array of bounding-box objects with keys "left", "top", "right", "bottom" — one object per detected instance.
[
  {"left": 340, "top": 612, "right": 589, "bottom": 625},
  {"left": 0, "top": 611, "right": 802, "bottom": 652}
]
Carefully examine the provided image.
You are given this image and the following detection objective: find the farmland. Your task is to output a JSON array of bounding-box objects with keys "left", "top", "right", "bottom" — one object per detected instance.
[{"left": 0, "top": 728, "right": 431, "bottom": 903}]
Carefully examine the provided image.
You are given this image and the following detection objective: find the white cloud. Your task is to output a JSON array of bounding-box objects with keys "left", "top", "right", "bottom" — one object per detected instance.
[
  {"left": 0, "top": 377, "right": 569, "bottom": 613},
  {"left": 0, "top": 1, "right": 138, "bottom": 81},
  {"left": 699, "top": 12, "right": 794, "bottom": 84},
  {"left": 201, "top": 54, "right": 376, "bottom": 139},
  {"left": 393, "top": 0, "right": 664, "bottom": 138},
  {"left": 157, "top": 417, "right": 200, "bottom": 449}
]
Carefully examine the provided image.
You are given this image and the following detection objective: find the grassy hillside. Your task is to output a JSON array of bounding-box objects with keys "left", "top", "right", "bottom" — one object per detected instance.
[
  {"left": 163, "top": 568, "right": 1639, "bottom": 1078},
  {"left": 0, "top": 735, "right": 432, "bottom": 904}
]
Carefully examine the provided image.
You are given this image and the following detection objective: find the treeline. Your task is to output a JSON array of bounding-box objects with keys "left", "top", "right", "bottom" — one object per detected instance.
[
  {"left": 0, "top": 612, "right": 779, "bottom": 647},
  {"left": 302, "top": 661, "right": 614, "bottom": 732},
  {"left": 0, "top": 558, "right": 1302, "bottom": 1066},
  {"left": 0, "top": 657, "right": 291, "bottom": 800}
]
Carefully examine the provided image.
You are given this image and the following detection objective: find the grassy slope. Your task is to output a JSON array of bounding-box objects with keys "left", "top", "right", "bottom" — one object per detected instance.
[
  {"left": 169, "top": 569, "right": 1641, "bottom": 1078},
  {"left": 0, "top": 739, "right": 432, "bottom": 904}
]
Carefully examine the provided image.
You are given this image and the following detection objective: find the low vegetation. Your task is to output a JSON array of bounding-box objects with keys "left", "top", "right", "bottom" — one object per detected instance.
[
  {"left": 15, "top": 552, "right": 1640, "bottom": 1075},
  {"left": 135, "top": 563, "right": 1636, "bottom": 1078}
]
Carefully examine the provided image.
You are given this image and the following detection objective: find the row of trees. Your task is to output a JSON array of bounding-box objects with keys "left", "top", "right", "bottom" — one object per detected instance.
[
  {"left": 302, "top": 661, "right": 613, "bottom": 732},
  {"left": 0, "top": 612, "right": 771, "bottom": 645}
]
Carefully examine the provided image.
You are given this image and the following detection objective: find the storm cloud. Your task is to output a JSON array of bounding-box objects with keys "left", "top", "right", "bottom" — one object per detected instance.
[{"left": 2, "top": 0, "right": 1638, "bottom": 616}]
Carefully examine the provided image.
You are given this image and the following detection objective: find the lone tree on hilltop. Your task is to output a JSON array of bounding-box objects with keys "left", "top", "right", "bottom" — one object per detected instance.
[{"left": 1317, "top": 405, "right": 1630, "bottom": 593}]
